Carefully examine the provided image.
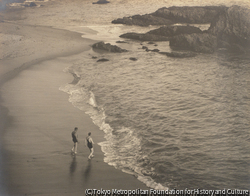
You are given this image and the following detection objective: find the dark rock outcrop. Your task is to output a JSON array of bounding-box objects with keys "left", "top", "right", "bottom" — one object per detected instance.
[
  {"left": 147, "top": 25, "right": 202, "bottom": 37},
  {"left": 115, "top": 5, "right": 250, "bottom": 54},
  {"left": 150, "top": 49, "right": 160, "bottom": 52},
  {"left": 129, "top": 57, "right": 138, "bottom": 61},
  {"left": 112, "top": 6, "right": 227, "bottom": 26},
  {"left": 169, "top": 6, "right": 250, "bottom": 53},
  {"left": 112, "top": 14, "right": 173, "bottom": 27},
  {"left": 116, "top": 41, "right": 128, "bottom": 43},
  {"left": 141, "top": 46, "right": 149, "bottom": 51},
  {"left": 152, "top": 6, "right": 227, "bottom": 24},
  {"left": 208, "top": 5, "right": 250, "bottom": 51},
  {"left": 24, "top": 2, "right": 37, "bottom": 7},
  {"left": 141, "top": 46, "right": 160, "bottom": 52},
  {"left": 29, "top": 2, "right": 36, "bottom": 7},
  {"left": 170, "top": 33, "right": 217, "bottom": 53},
  {"left": 159, "top": 51, "right": 197, "bottom": 58},
  {"left": 147, "top": 41, "right": 155, "bottom": 44},
  {"left": 92, "top": 41, "right": 128, "bottom": 53},
  {"left": 97, "top": 58, "right": 109, "bottom": 62},
  {"left": 93, "top": 0, "right": 110, "bottom": 4},
  {"left": 120, "top": 32, "right": 170, "bottom": 41},
  {"left": 120, "top": 25, "right": 202, "bottom": 42}
]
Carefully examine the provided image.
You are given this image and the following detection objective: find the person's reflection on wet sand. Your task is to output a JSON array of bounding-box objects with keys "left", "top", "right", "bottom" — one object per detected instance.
[
  {"left": 83, "top": 160, "right": 92, "bottom": 183},
  {"left": 70, "top": 155, "right": 77, "bottom": 177}
]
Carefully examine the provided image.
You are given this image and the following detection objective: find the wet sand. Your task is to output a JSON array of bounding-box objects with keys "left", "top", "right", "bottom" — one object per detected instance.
[{"left": 0, "top": 4, "right": 148, "bottom": 196}]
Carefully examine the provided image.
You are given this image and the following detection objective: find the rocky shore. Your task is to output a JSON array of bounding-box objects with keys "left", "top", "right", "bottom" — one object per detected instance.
[
  {"left": 119, "top": 25, "right": 202, "bottom": 42},
  {"left": 111, "top": 5, "right": 250, "bottom": 55},
  {"left": 112, "top": 6, "right": 227, "bottom": 26}
]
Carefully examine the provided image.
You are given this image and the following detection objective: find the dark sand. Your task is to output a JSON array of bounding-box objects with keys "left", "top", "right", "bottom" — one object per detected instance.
[{"left": 0, "top": 3, "right": 149, "bottom": 196}]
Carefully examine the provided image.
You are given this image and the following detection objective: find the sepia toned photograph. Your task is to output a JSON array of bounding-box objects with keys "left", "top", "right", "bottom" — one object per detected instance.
[{"left": 0, "top": 0, "right": 249, "bottom": 195}]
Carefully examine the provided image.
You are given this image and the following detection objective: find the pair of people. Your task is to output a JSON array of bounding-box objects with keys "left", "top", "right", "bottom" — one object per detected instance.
[{"left": 71, "top": 127, "right": 94, "bottom": 159}]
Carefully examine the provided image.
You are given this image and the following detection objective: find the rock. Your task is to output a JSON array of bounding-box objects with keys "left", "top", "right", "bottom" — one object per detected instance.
[
  {"left": 129, "top": 57, "right": 138, "bottom": 61},
  {"left": 170, "top": 33, "right": 217, "bottom": 53},
  {"left": 159, "top": 51, "right": 197, "bottom": 58},
  {"left": 120, "top": 32, "right": 169, "bottom": 41},
  {"left": 150, "top": 49, "right": 160, "bottom": 52},
  {"left": 93, "top": 0, "right": 110, "bottom": 4},
  {"left": 24, "top": 2, "right": 37, "bottom": 7},
  {"left": 92, "top": 56, "right": 98, "bottom": 59},
  {"left": 119, "top": 25, "right": 202, "bottom": 42},
  {"left": 141, "top": 47, "right": 159, "bottom": 52},
  {"left": 116, "top": 41, "right": 128, "bottom": 43},
  {"left": 97, "top": 58, "right": 109, "bottom": 62},
  {"left": 141, "top": 46, "right": 150, "bottom": 52},
  {"left": 112, "top": 6, "right": 227, "bottom": 26},
  {"left": 115, "top": 5, "right": 249, "bottom": 54},
  {"left": 147, "top": 25, "right": 202, "bottom": 37},
  {"left": 29, "top": 2, "right": 37, "bottom": 7},
  {"left": 147, "top": 41, "right": 155, "bottom": 44},
  {"left": 208, "top": 5, "right": 250, "bottom": 51},
  {"left": 92, "top": 41, "right": 128, "bottom": 53},
  {"left": 217, "top": 40, "right": 231, "bottom": 49},
  {"left": 227, "top": 44, "right": 246, "bottom": 54},
  {"left": 152, "top": 6, "right": 228, "bottom": 24},
  {"left": 112, "top": 14, "right": 173, "bottom": 27},
  {"left": 166, "top": 5, "right": 250, "bottom": 54}
]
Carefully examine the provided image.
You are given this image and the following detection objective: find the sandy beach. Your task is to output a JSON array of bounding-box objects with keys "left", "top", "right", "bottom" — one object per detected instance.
[{"left": 0, "top": 2, "right": 148, "bottom": 196}]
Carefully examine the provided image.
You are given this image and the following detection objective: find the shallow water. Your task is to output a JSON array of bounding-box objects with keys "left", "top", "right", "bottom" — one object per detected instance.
[
  {"left": 60, "top": 49, "right": 250, "bottom": 189},
  {"left": 58, "top": 0, "right": 250, "bottom": 190}
]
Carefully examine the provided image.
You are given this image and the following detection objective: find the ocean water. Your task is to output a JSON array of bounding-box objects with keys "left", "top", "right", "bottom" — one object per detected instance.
[{"left": 58, "top": 0, "right": 250, "bottom": 190}]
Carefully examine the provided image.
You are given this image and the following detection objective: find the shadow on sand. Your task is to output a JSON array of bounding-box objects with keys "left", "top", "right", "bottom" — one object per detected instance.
[
  {"left": 83, "top": 160, "right": 92, "bottom": 183},
  {"left": 70, "top": 155, "right": 77, "bottom": 176}
]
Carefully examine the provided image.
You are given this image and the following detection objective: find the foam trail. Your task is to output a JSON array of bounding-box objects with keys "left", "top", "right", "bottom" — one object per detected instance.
[
  {"left": 98, "top": 126, "right": 168, "bottom": 190},
  {"left": 60, "top": 67, "right": 169, "bottom": 190},
  {"left": 89, "top": 91, "right": 97, "bottom": 108}
]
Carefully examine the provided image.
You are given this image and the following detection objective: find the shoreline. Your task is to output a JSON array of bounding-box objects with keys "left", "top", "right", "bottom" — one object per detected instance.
[
  {"left": 0, "top": 9, "right": 149, "bottom": 196},
  {"left": 0, "top": 21, "right": 96, "bottom": 84}
]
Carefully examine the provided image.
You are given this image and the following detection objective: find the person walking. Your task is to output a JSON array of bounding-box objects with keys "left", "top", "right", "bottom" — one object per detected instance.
[
  {"left": 85, "top": 132, "right": 94, "bottom": 159},
  {"left": 71, "top": 127, "right": 78, "bottom": 154}
]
